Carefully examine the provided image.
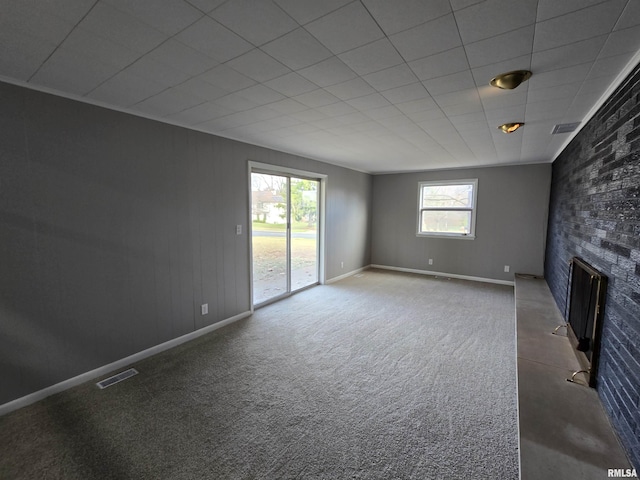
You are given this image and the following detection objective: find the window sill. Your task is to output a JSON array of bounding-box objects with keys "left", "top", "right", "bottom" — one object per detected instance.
[{"left": 416, "top": 233, "right": 476, "bottom": 240}]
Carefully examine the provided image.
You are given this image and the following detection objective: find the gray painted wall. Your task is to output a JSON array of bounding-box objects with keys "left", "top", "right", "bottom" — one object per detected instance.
[
  {"left": 371, "top": 164, "right": 551, "bottom": 282},
  {"left": 0, "top": 81, "right": 372, "bottom": 405}
]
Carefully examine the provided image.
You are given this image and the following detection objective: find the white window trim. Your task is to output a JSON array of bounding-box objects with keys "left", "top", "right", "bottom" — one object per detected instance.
[{"left": 416, "top": 178, "right": 478, "bottom": 240}]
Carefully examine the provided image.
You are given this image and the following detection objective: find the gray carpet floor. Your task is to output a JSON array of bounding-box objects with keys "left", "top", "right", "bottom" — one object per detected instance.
[{"left": 0, "top": 269, "right": 519, "bottom": 479}]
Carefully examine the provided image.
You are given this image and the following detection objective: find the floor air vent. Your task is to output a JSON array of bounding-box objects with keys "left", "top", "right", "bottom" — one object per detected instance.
[
  {"left": 96, "top": 368, "right": 138, "bottom": 389},
  {"left": 551, "top": 122, "right": 580, "bottom": 134}
]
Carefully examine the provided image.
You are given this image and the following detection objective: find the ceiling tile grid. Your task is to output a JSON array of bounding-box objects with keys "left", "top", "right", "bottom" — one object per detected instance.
[{"left": 2, "top": 0, "right": 640, "bottom": 173}]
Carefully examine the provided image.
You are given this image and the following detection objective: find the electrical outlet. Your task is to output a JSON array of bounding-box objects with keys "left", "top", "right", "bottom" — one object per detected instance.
[
  {"left": 428, "top": 259, "right": 433, "bottom": 265},
  {"left": 201, "top": 303, "right": 208, "bottom": 315},
  {"left": 341, "top": 261, "right": 344, "bottom": 269},
  {"left": 504, "top": 265, "right": 510, "bottom": 273},
  {"left": 236, "top": 224, "right": 242, "bottom": 235}
]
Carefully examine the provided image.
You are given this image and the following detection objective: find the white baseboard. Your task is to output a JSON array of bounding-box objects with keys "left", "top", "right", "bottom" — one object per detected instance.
[
  {"left": 370, "top": 264, "right": 515, "bottom": 286},
  {"left": 0, "top": 311, "right": 251, "bottom": 417},
  {"left": 325, "top": 265, "right": 371, "bottom": 284}
]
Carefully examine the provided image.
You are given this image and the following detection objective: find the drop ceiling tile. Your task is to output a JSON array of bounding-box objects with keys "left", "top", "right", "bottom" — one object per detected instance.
[
  {"left": 234, "top": 84, "right": 285, "bottom": 105},
  {"left": 214, "top": 92, "right": 260, "bottom": 112},
  {"left": 176, "top": 77, "right": 230, "bottom": 101},
  {"left": 423, "top": 124, "right": 461, "bottom": 144},
  {"left": 207, "top": 110, "right": 261, "bottom": 129},
  {"left": 297, "top": 57, "right": 357, "bottom": 87},
  {"left": 293, "top": 89, "right": 341, "bottom": 108},
  {"left": 262, "top": 28, "right": 333, "bottom": 70},
  {"left": 210, "top": 0, "right": 298, "bottom": 45},
  {"left": 423, "top": 70, "right": 475, "bottom": 96},
  {"left": 363, "top": 105, "right": 403, "bottom": 120},
  {"left": 334, "top": 111, "right": 371, "bottom": 126},
  {"left": 484, "top": 104, "right": 525, "bottom": 123},
  {"left": 449, "top": 111, "right": 488, "bottom": 126},
  {"left": 588, "top": 53, "right": 636, "bottom": 81},
  {"left": 599, "top": 24, "right": 640, "bottom": 58},
  {"left": 58, "top": 26, "right": 142, "bottom": 70},
  {"left": 0, "top": 28, "right": 59, "bottom": 80},
  {"left": 102, "top": 0, "right": 203, "bottom": 36},
  {"left": 274, "top": 0, "right": 352, "bottom": 25},
  {"left": 389, "top": 14, "right": 462, "bottom": 62},
  {"left": 240, "top": 105, "right": 283, "bottom": 122},
  {"left": 525, "top": 97, "right": 573, "bottom": 121},
  {"left": 290, "top": 110, "right": 327, "bottom": 122},
  {"left": 225, "top": 49, "right": 291, "bottom": 82},
  {"left": 305, "top": 2, "right": 384, "bottom": 54},
  {"left": 439, "top": 100, "right": 484, "bottom": 116},
  {"left": 376, "top": 115, "right": 415, "bottom": 130},
  {"left": 30, "top": 48, "right": 119, "bottom": 96},
  {"left": 268, "top": 98, "right": 309, "bottom": 114},
  {"left": 325, "top": 124, "right": 359, "bottom": 136},
  {"left": 363, "top": 64, "right": 419, "bottom": 91},
  {"left": 338, "top": 38, "right": 405, "bottom": 76},
  {"left": 409, "top": 47, "right": 469, "bottom": 81},
  {"left": 88, "top": 70, "right": 167, "bottom": 106},
  {"left": 316, "top": 102, "right": 358, "bottom": 117},
  {"left": 566, "top": 92, "right": 600, "bottom": 117},
  {"left": 615, "top": 1, "right": 640, "bottom": 30},
  {"left": 263, "top": 115, "right": 301, "bottom": 129},
  {"left": 135, "top": 87, "right": 204, "bottom": 116},
  {"left": 380, "top": 82, "right": 430, "bottom": 104},
  {"left": 352, "top": 120, "right": 389, "bottom": 133},
  {"left": 124, "top": 56, "right": 191, "bottom": 89},
  {"left": 579, "top": 75, "right": 615, "bottom": 97},
  {"left": 533, "top": 2, "right": 627, "bottom": 52},
  {"left": 197, "top": 116, "right": 238, "bottom": 131},
  {"left": 185, "top": 0, "right": 227, "bottom": 13},
  {"left": 465, "top": 25, "right": 534, "bottom": 68},
  {"left": 324, "top": 78, "right": 376, "bottom": 100},
  {"left": 480, "top": 89, "right": 527, "bottom": 111},
  {"left": 454, "top": 0, "right": 537, "bottom": 44},
  {"left": 395, "top": 97, "right": 439, "bottom": 115},
  {"left": 167, "top": 101, "right": 232, "bottom": 124},
  {"left": 450, "top": 0, "right": 486, "bottom": 10},
  {"left": 198, "top": 64, "right": 256, "bottom": 92},
  {"left": 346, "top": 93, "right": 391, "bottom": 111},
  {"left": 0, "top": 1, "right": 87, "bottom": 44},
  {"left": 531, "top": 36, "right": 606, "bottom": 73},
  {"left": 79, "top": 2, "right": 167, "bottom": 54},
  {"left": 264, "top": 72, "right": 319, "bottom": 96},
  {"left": 406, "top": 107, "right": 446, "bottom": 123},
  {"left": 528, "top": 63, "right": 591, "bottom": 91},
  {"left": 146, "top": 39, "right": 219, "bottom": 76},
  {"left": 536, "top": 0, "right": 610, "bottom": 22},
  {"left": 526, "top": 81, "right": 581, "bottom": 104},
  {"left": 289, "top": 123, "right": 322, "bottom": 135},
  {"left": 310, "top": 117, "right": 342, "bottom": 130},
  {"left": 361, "top": 0, "right": 451, "bottom": 35},
  {"left": 175, "top": 16, "right": 253, "bottom": 62},
  {"left": 433, "top": 88, "right": 482, "bottom": 108}
]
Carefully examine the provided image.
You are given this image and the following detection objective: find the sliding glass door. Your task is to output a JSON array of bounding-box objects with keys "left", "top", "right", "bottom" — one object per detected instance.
[{"left": 251, "top": 171, "right": 319, "bottom": 306}]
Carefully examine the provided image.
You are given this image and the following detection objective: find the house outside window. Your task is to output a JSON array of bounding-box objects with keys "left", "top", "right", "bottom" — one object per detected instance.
[{"left": 417, "top": 179, "right": 478, "bottom": 239}]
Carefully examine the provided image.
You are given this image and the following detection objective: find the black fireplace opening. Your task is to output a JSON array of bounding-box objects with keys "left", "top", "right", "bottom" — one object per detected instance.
[{"left": 565, "top": 257, "right": 608, "bottom": 387}]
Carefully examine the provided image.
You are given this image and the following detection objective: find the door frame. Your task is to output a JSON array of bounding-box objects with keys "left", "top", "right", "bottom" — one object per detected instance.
[{"left": 248, "top": 161, "right": 327, "bottom": 311}]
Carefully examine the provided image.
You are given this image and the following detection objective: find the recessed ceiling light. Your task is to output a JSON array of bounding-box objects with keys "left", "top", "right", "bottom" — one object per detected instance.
[
  {"left": 498, "top": 122, "right": 524, "bottom": 133},
  {"left": 490, "top": 70, "right": 532, "bottom": 89}
]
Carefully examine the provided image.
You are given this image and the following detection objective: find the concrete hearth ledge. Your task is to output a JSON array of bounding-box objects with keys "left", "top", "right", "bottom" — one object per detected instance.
[{"left": 514, "top": 275, "right": 632, "bottom": 480}]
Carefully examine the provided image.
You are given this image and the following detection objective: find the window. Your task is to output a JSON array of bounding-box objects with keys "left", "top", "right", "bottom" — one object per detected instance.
[{"left": 417, "top": 179, "right": 478, "bottom": 239}]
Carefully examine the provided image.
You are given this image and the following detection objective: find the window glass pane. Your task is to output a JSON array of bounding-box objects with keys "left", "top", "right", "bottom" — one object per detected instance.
[
  {"left": 420, "top": 210, "right": 472, "bottom": 234},
  {"left": 422, "top": 184, "right": 474, "bottom": 208}
]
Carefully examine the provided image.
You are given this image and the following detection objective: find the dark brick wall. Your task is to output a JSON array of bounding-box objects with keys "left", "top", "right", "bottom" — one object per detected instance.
[{"left": 545, "top": 61, "right": 640, "bottom": 469}]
